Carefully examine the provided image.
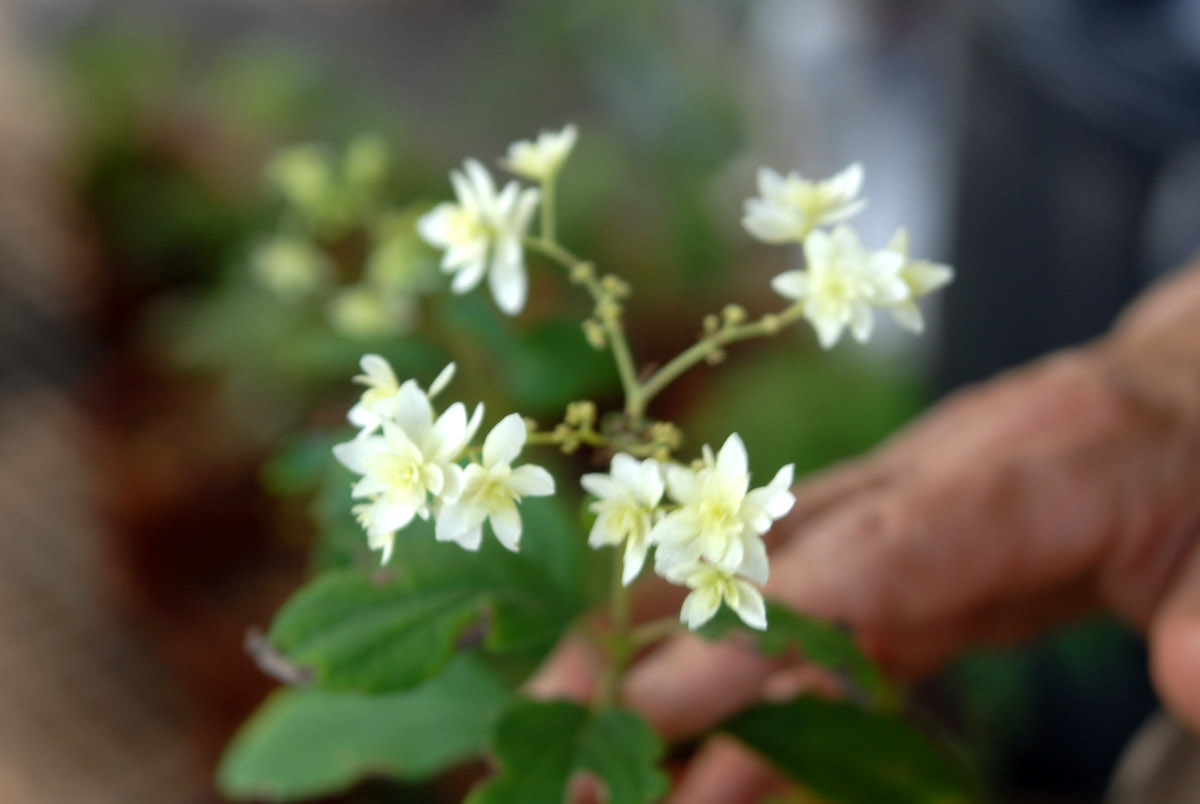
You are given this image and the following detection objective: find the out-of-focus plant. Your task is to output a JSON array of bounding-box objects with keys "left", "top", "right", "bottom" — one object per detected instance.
[{"left": 218, "top": 125, "right": 974, "bottom": 803}]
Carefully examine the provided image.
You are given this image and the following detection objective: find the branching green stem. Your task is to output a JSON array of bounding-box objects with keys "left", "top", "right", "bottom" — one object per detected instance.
[{"left": 638, "top": 303, "right": 806, "bottom": 409}]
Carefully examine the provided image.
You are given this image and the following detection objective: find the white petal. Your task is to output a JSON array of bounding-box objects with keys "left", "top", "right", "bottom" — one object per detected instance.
[
  {"left": 581, "top": 472, "right": 623, "bottom": 500},
  {"left": 372, "top": 500, "right": 418, "bottom": 536},
  {"left": 483, "top": 413, "right": 527, "bottom": 467},
  {"left": 637, "top": 460, "right": 665, "bottom": 507},
  {"left": 488, "top": 240, "right": 528, "bottom": 316},
  {"left": 429, "top": 403, "right": 468, "bottom": 460},
  {"left": 802, "top": 228, "right": 834, "bottom": 269},
  {"left": 332, "top": 436, "right": 382, "bottom": 474},
  {"left": 891, "top": 301, "right": 925, "bottom": 333},
  {"left": 850, "top": 303, "right": 874, "bottom": 342},
  {"left": 829, "top": 162, "right": 864, "bottom": 199},
  {"left": 465, "top": 403, "right": 486, "bottom": 445},
  {"left": 390, "top": 382, "right": 434, "bottom": 444},
  {"left": 588, "top": 513, "right": 621, "bottom": 548},
  {"left": 357, "top": 354, "right": 395, "bottom": 387},
  {"left": 770, "top": 270, "right": 809, "bottom": 301},
  {"left": 621, "top": 535, "right": 649, "bottom": 586},
  {"left": 463, "top": 159, "right": 498, "bottom": 207},
  {"left": 449, "top": 256, "right": 487, "bottom": 294},
  {"left": 810, "top": 313, "right": 844, "bottom": 349},
  {"left": 439, "top": 463, "right": 464, "bottom": 502},
  {"left": 738, "top": 536, "right": 770, "bottom": 584},
  {"left": 886, "top": 226, "right": 910, "bottom": 256},
  {"left": 906, "top": 260, "right": 955, "bottom": 296},
  {"left": 489, "top": 502, "right": 523, "bottom": 552},
  {"left": 416, "top": 204, "right": 458, "bottom": 247},
  {"left": 728, "top": 580, "right": 768, "bottom": 630},
  {"left": 648, "top": 509, "right": 695, "bottom": 546},
  {"left": 756, "top": 166, "right": 788, "bottom": 201},
  {"left": 428, "top": 362, "right": 456, "bottom": 398},
  {"left": 665, "top": 464, "right": 698, "bottom": 504},
  {"left": 436, "top": 501, "right": 486, "bottom": 548},
  {"left": 716, "top": 433, "right": 749, "bottom": 482},
  {"left": 508, "top": 464, "right": 555, "bottom": 497},
  {"left": 743, "top": 202, "right": 801, "bottom": 244},
  {"left": 680, "top": 587, "right": 722, "bottom": 630}
]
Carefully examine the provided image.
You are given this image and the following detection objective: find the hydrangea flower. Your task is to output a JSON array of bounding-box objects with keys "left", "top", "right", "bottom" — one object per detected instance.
[
  {"left": 665, "top": 561, "right": 768, "bottom": 631},
  {"left": 884, "top": 228, "right": 955, "bottom": 333},
  {"left": 650, "top": 434, "right": 794, "bottom": 580},
  {"left": 581, "top": 454, "right": 665, "bottom": 586},
  {"left": 743, "top": 163, "right": 866, "bottom": 244},
  {"left": 501, "top": 124, "right": 578, "bottom": 182},
  {"left": 435, "top": 413, "right": 555, "bottom": 552},
  {"left": 417, "top": 160, "right": 539, "bottom": 315},
  {"left": 771, "top": 225, "right": 909, "bottom": 349}
]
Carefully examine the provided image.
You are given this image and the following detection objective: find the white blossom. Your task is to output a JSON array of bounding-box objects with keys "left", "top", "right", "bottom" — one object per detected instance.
[
  {"left": 650, "top": 434, "right": 794, "bottom": 581},
  {"left": 435, "top": 413, "right": 555, "bottom": 552},
  {"left": 884, "top": 228, "right": 955, "bottom": 334},
  {"left": 501, "top": 124, "right": 578, "bottom": 182},
  {"left": 348, "top": 356, "right": 457, "bottom": 435},
  {"left": 333, "top": 364, "right": 482, "bottom": 563},
  {"left": 771, "top": 225, "right": 909, "bottom": 349},
  {"left": 581, "top": 454, "right": 665, "bottom": 586},
  {"left": 743, "top": 163, "right": 866, "bottom": 244},
  {"left": 665, "top": 561, "right": 768, "bottom": 631},
  {"left": 417, "top": 160, "right": 539, "bottom": 315}
]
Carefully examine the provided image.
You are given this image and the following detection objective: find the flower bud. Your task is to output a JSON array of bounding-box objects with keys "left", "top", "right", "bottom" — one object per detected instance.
[
  {"left": 722, "top": 304, "right": 747, "bottom": 326},
  {"left": 583, "top": 319, "right": 607, "bottom": 349}
]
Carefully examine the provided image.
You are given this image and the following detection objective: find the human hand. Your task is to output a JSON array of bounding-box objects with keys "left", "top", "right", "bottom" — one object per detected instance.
[{"left": 533, "top": 263, "right": 1200, "bottom": 802}]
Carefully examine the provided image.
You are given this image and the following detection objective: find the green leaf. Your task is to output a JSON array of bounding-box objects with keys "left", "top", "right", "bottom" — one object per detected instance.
[
  {"left": 270, "top": 512, "right": 587, "bottom": 693},
  {"left": 468, "top": 699, "right": 668, "bottom": 804},
  {"left": 218, "top": 655, "right": 507, "bottom": 801},
  {"left": 269, "top": 570, "right": 481, "bottom": 693},
  {"left": 722, "top": 697, "right": 980, "bottom": 804},
  {"left": 701, "top": 600, "right": 894, "bottom": 707}
]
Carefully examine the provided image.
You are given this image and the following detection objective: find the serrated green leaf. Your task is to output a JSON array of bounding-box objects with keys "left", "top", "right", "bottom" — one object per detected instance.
[
  {"left": 722, "top": 697, "right": 979, "bottom": 804},
  {"left": 468, "top": 699, "right": 668, "bottom": 804},
  {"left": 701, "top": 600, "right": 893, "bottom": 707},
  {"left": 218, "top": 655, "right": 507, "bottom": 801},
  {"left": 269, "top": 570, "right": 481, "bottom": 693}
]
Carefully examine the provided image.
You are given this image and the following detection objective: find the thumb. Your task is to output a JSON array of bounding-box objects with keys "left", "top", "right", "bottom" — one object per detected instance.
[{"left": 1150, "top": 534, "right": 1200, "bottom": 733}]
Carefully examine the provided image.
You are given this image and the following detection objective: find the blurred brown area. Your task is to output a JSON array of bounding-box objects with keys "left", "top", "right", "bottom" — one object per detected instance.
[{"left": 0, "top": 7, "right": 257, "bottom": 800}]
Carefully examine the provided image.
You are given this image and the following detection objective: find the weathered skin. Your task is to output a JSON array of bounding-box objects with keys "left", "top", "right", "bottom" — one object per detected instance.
[{"left": 533, "top": 257, "right": 1200, "bottom": 802}]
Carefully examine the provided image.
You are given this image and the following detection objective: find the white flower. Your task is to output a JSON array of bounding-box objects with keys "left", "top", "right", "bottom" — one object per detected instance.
[
  {"left": 771, "top": 225, "right": 909, "bottom": 349},
  {"left": 333, "top": 377, "right": 482, "bottom": 563},
  {"left": 743, "top": 163, "right": 866, "bottom": 244},
  {"left": 348, "top": 356, "right": 457, "bottom": 435},
  {"left": 251, "top": 235, "right": 330, "bottom": 299},
  {"left": 417, "top": 160, "right": 540, "bottom": 315},
  {"left": 884, "top": 228, "right": 955, "bottom": 334},
  {"left": 650, "top": 434, "right": 795, "bottom": 581},
  {"left": 581, "top": 454, "right": 665, "bottom": 586},
  {"left": 435, "top": 413, "right": 555, "bottom": 552},
  {"left": 665, "top": 562, "right": 768, "bottom": 631},
  {"left": 501, "top": 124, "right": 578, "bottom": 182}
]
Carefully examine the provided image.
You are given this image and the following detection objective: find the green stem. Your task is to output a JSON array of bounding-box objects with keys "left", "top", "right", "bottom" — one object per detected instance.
[
  {"left": 540, "top": 176, "right": 556, "bottom": 242},
  {"left": 596, "top": 547, "right": 632, "bottom": 709},
  {"left": 524, "top": 237, "right": 643, "bottom": 415},
  {"left": 629, "top": 616, "right": 681, "bottom": 648},
  {"left": 638, "top": 304, "right": 806, "bottom": 409}
]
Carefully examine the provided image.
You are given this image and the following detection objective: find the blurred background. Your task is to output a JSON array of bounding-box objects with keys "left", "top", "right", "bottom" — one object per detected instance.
[{"left": 1, "top": 0, "right": 1199, "bottom": 801}]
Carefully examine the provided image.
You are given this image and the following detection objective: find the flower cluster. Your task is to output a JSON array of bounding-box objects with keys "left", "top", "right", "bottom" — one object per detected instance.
[
  {"left": 582, "top": 435, "right": 795, "bottom": 631},
  {"left": 333, "top": 355, "right": 554, "bottom": 562},
  {"left": 745, "top": 164, "right": 953, "bottom": 348},
  {"left": 418, "top": 124, "right": 577, "bottom": 316}
]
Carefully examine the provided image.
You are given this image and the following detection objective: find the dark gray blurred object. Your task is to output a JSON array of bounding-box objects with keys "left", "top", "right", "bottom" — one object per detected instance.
[{"left": 941, "top": 0, "right": 1200, "bottom": 389}]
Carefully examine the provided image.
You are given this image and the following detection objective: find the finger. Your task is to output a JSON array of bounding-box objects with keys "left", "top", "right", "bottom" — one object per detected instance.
[
  {"left": 666, "top": 736, "right": 786, "bottom": 804},
  {"left": 525, "top": 635, "right": 598, "bottom": 703},
  {"left": 622, "top": 634, "right": 778, "bottom": 741},
  {"left": 1150, "top": 533, "right": 1200, "bottom": 732}
]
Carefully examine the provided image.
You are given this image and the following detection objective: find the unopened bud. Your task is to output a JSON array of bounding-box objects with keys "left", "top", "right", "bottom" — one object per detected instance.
[
  {"left": 569, "top": 262, "right": 596, "bottom": 284},
  {"left": 702, "top": 314, "right": 720, "bottom": 334},
  {"left": 596, "top": 300, "right": 623, "bottom": 323},
  {"left": 601, "top": 275, "right": 631, "bottom": 299},
  {"left": 566, "top": 400, "right": 597, "bottom": 428},
  {"left": 722, "top": 304, "right": 747, "bottom": 326},
  {"left": 583, "top": 319, "right": 607, "bottom": 349},
  {"left": 761, "top": 314, "right": 780, "bottom": 334},
  {"left": 704, "top": 347, "right": 727, "bottom": 366}
]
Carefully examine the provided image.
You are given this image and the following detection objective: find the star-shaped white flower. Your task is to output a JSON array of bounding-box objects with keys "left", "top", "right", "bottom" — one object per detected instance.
[
  {"left": 333, "top": 378, "right": 482, "bottom": 563},
  {"left": 650, "top": 434, "right": 794, "bottom": 581},
  {"left": 665, "top": 561, "right": 768, "bottom": 631},
  {"left": 884, "top": 228, "right": 955, "bottom": 334},
  {"left": 581, "top": 454, "right": 665, "bottom": 586},
  {"left": 417, "top": 159, "right": 539, "bottom": 315},
  {"left": 501, "top": 124, "right": 578, "bottom": 182},
  {"left": 435, "top": 413, "right": 555, "bottom": 552},
  {"left": 743, "top": 163, "right": 866, "bottom": 244},
  {"left": 771, "top": 225, "right": 909, "bottom": 349},
  {"left": 347, "top": 356, "right": 457, "bottom": 435}
]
